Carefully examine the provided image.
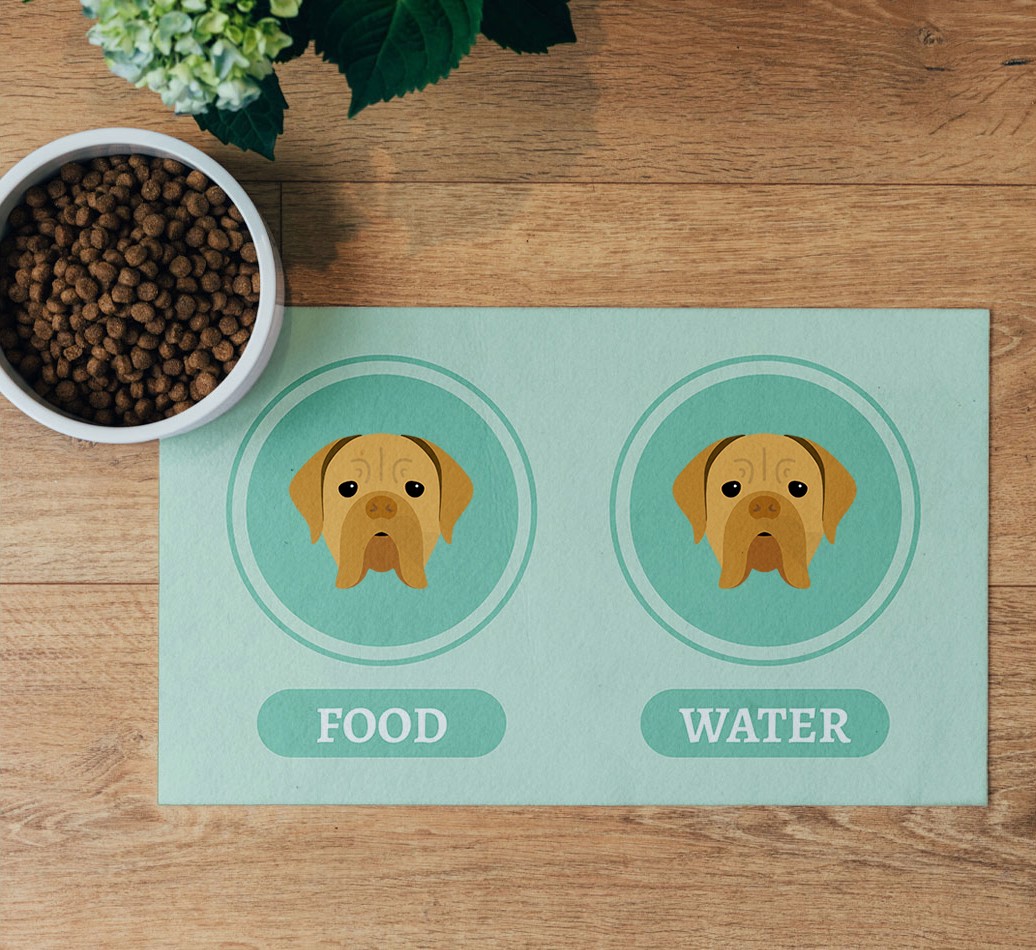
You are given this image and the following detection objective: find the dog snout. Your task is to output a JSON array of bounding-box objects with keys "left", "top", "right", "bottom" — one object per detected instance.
[
  {"left": 749, "top": 494, "right": 781, "bottom": 520},
  {"left": 365, "top": 494, "right": 398, "bottom": 520}
]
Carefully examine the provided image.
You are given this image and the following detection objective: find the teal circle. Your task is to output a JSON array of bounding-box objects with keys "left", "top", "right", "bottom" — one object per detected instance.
[
  {"left": 612, "top": 357, "right": 919, "bottom": 665},
  {"left": 228, "top": 357, "right": 536, "bottom": 665}
]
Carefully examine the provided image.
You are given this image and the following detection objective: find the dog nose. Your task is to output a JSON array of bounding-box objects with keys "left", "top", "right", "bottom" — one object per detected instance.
[
  {"left": 749, "top": 494, "right": 781, "bottom": 520},
  {"left": 366, "top": 495, "right": 397, "bottom": 520}
]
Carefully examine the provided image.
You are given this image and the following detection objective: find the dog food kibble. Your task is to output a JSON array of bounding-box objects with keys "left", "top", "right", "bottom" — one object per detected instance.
[{"left": 0, "top": 154, "right": 260, "bottom": 426}]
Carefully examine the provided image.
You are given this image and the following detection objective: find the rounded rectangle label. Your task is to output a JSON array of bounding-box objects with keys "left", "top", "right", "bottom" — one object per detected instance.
[
  {"left": 642, "top": 689, "right": 888, "bottom": 757},
  {"left": 258, "top": 689, "right": 505, "bottom": 757}
]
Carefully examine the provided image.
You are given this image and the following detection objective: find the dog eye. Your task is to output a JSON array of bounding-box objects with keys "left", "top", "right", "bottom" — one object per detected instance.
[
  {"left": 788, "top": 481, "right": 808, "bottom": 498},
  {"left": 721, "top": 481, "right": 741, "bottom": 498},
  {"left": 338, "top": 481, "right": 358, "bottom": 498},
  {"left": 405, "top": 481, "right": 424, "bottom": 498}
]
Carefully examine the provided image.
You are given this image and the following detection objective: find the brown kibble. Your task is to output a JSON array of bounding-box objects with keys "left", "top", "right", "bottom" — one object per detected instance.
[
  {"left": 184, "top": 191, "right": 209, "bottom": 217},
  {"left": 74, "top": 276, "right": 99, "bottom": 301},
  {"left": 185, "top": 169, "right": 208, "bottom": 192},
  {"left": 199, "top": 326, "right": 222, "bottom": 348},
  {"left": 141, "top": 179, "right": 162, "bottom": 202},
  {"left": 118, "top": 267, "right": 141, "bottom": 287},
  {"left": 131, "top": 347, "right": 153, "bottom": 370},
  {"left": 163, "top": 358, "right": 184, "bottom": 376},
  {"left": 174, "top": 295, "right": 197, "bottom": 317},
  {"left": 217, "top": 316, "right": 239, "bottom": 336},
  {"left": 162, "top": 180, "right": 184, "bottom": 203},
  {"left": 60, "top": 162, "right": 85, "bottom": 184},
  {"left": 211, "top": 340, "right": 235, "bottom": 362},
  {"left": 25, "top": 186, "right": 47, "bottom": 208},
  {"left": 170, "top": 255, "right": 191, "bottom": 277},
  {"left": 112, "top": 353, "right": 133, "bottom": 377},
  {"left": 232, "top": 275, "right": 251, "bottom": 296},
  {"left": 91, "top": 261, "right": 118, "bottom": 287},
  {"left": 136, "top": 280, "right": 159, "bottom": 302},
  {"left": 124, "top": 244, "right": 147, "bottom": 267},
  {"left": 201, "top": 271, "right": 222, "bottom": 293},
  {"left": 191, "top": 372, "right": 219, "bottom": 400},
  {"left": 142, "top": 214, "right": 165, "bottom": 238},
  {"left": 185, "top": 349, "right": 212, "bottom": 373},
  {"left": 240, "top": 242, "right": 258, "bottom": 263},
  {"left": 111, "top": 283, "right": 135, "bottom": 305},
  {"left": 93, "top": 192, "right": 116, "bottom": 215},
  {"left": 54, "top": 379, "right": 76, "bottom": 402},
  {"left": 130, "top": 301, "right": 155, "bottom": 323}
]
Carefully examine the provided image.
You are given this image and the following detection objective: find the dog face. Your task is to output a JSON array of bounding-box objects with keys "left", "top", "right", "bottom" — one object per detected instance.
[
  {"left": 673, "top": 434, "right": 855, "bottom": 589},
  {"left": 289, "top": 434, "right": 473, "bottom": 589}
]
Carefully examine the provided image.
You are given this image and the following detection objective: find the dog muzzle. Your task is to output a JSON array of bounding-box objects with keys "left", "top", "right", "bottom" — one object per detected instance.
[
  {"left": 335, "top": 492, "right": 428, "bottom": 589},
  {"left": 718, "top": 492, "right": 811, "bottom": 589}
]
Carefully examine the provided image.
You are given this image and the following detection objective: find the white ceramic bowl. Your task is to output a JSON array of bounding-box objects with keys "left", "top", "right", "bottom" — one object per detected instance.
[{"left": 0, "top": 128, "right": 283, "bottom": 443}]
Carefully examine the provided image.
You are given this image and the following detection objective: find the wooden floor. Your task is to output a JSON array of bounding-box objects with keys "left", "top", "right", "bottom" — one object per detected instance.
[{"left": 2, "top": 1, "right": 1034, "bottom": 946}]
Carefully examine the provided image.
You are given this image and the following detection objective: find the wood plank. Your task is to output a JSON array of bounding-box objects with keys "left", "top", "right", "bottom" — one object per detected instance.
[
  {"left": 284, "top": 182, "right": 1036, "bottom": 582},
  {"left": 1, "top": 583, "right": 1032, "bottom": 948},
  {"left": 3, "top": 183, "right": 1031, "bottom": 585},
  {"left": 2, "top": 1, "right": 1034, "bottom": 185}
]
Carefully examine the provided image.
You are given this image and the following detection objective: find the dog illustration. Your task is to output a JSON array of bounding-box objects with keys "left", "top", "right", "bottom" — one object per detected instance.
[
  {"left": 290, "top": 434, "right": 473, "bottom": 590},
  {"left": 673, "top": 434, "right": 855, "bottom": 589}
]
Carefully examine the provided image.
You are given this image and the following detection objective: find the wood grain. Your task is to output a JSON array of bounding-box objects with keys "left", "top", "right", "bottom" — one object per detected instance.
[
  {"left": 2, "top": 0, "right": 1034, "bottom": 946},
  {"left": 2, "top": 584, "right": 1034, "bottom": 948},
  {"left": 5, "top": 186, "right": 1032, "bottom": 585},
  {"left": 1, "top": 1, "right": 1034, "bottom": 184}
]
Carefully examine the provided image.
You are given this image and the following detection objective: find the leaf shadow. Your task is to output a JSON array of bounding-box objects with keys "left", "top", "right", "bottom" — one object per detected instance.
[{"left": 278, "top": 0, "right": 603, "bottom": 283}]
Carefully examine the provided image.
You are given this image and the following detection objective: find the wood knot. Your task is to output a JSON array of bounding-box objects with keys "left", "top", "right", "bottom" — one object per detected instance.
[{"left": 917, "top": 24, "right": 945, "bottom": 47}]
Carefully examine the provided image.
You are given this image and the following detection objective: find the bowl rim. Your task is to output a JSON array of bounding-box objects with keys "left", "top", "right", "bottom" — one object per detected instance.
[{"left": 0, "top": 127, "right": 282, "bottom": 444}]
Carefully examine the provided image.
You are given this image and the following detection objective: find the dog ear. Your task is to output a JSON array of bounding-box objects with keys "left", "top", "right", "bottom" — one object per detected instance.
[
  {"left": 802, "top": 439, "right": 857, "bottom": 543},
  {"left": 409, "top": 438, "right": 473, "bottom": 543},
  {"left": 289, "top": 437, "right": 357, "bottom": 543},
  {"left": 673, "top": 438, "right": 735, "bottom": 543}
]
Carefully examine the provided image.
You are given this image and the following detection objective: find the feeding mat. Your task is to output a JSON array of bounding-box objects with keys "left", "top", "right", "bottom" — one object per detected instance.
[{"left": 159, "top": 307, "right": 988, "bottom": 804}]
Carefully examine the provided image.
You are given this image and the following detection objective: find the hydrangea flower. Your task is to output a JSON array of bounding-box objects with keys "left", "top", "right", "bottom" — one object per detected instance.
[{"left": 82, "top": 0, "right": 300, "bottom": 115}]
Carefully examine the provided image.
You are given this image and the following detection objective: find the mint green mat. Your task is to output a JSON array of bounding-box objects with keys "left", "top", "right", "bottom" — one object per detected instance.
[{"left": 159, "top": 308, "right": 988, "bottom": 804}]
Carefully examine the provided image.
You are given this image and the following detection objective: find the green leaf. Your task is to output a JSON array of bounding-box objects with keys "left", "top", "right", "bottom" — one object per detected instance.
[
  {"left": 275, "top": 0, "right": 315, "bottom": 62},
  {"left": 481, "top": 0, "right": 575, "bottom": 54},
  {"left": 193, "top": 72, "right": 288, "bottom": 161},
  {"left": 311, "top": 0, "right": 483, "bottom": 118}
]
